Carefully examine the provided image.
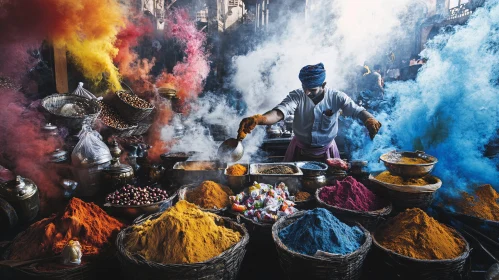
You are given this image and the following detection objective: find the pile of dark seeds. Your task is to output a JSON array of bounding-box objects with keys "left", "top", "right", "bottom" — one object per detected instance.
[
  {"left": 106, "top": 185, "right": 168, "bottom": 206},
  {"left": 98, "top": 101, "right": 131, "bottom": 129},
  {"left": 117, "top": 91, "right": 152, "bottom": 109},
  {"left": 259, "top": 165, "right": 296, "bottom": 174}
]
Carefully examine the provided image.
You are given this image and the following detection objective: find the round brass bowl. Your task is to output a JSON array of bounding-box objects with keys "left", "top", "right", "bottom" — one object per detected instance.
[
  {"left": 380, "top": 150, "right": 438, "bottom": 178},
  {"left": 103, "top": 191, "right": 177, "bottom": 219}
]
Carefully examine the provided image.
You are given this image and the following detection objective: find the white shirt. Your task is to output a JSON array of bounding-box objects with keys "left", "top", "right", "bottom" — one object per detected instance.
[{"left": 274, "top": 88, "right": 365, "bottom": 147}]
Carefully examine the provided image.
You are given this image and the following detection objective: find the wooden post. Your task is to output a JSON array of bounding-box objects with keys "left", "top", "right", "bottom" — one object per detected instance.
[{"left": 53, "top": 45, "right": 68, "bottom": 93}]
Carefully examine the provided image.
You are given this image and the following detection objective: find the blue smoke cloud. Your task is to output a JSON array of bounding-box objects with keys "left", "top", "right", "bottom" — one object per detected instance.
[{"left": 346, "top": 1, "right": 499, "bottom": 198}]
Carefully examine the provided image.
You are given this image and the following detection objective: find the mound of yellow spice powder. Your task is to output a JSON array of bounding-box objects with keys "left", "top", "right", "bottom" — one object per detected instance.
[
  {"left": 457, "top": 184, "right": 499, "bottom": 221},
  {"left": 375, "top": 208, "right": 466, "bottom": 260},
  {"left": 375, "top": 171, "right": 434, "bottom": 186},
  {"left": 125, "top": 200, "right": 241, "bottom": 264}
]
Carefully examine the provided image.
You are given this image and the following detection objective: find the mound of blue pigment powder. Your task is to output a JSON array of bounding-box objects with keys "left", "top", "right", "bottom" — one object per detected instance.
[
  {"left": 278, "top": 208, "right": 364, "bottom": 256},
  {"left": 300, "top": 162, "right": 323, "bottom": 170}
]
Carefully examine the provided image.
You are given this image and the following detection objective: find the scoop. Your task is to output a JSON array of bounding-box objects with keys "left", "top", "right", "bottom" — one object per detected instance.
[{"left": 217, "top": 138, "right": 244, "bottom": 162}]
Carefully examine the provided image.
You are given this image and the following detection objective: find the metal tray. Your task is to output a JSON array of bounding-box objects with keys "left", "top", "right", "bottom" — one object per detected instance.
[
  {"left": 249, "top": 163, "right": 303, "bottom": 193},
  {"left": 172, "top": 161, "right": 226, "bottom": 186}
]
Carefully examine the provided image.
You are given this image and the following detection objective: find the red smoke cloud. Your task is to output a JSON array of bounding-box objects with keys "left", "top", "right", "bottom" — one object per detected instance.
[{"left": 0, "top": 88, "right": 63, "bottom": 213}]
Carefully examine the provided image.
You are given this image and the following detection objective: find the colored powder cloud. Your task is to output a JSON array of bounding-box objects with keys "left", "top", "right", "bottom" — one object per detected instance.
[{"left": 346, "top": 1, "right": 499, "bottom": 198}]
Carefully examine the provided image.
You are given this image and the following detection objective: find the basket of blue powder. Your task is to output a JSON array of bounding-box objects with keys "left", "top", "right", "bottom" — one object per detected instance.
[{"left": 272, "top": 208, "right": 372, "bottom": 280}]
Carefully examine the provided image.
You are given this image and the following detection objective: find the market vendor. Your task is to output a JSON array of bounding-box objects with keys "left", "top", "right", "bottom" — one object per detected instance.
[{"left": 237, "top": 63, "right": 382, "bottom": 162}]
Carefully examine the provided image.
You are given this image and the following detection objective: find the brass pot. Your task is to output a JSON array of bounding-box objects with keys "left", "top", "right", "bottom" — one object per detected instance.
[
  {"left": 0, "top": 176, "right": 40, "bottom": 222},
  {"left": 101, "top": 158, "right": 134, "bottom": 191},
  {"left": 301, "top": 175, "right": 327, "bottom": 193}
]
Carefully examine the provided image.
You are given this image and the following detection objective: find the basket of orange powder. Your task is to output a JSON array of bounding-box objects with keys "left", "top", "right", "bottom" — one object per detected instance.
[
  {"left": 371, "top": 208, "right": 470, "bottom": 280},
  {"left": 0, "top": 198, "right": 124, "bottom": 280},
  {"left": 116, "top": 200, "right": 249, "bottom": 280}
]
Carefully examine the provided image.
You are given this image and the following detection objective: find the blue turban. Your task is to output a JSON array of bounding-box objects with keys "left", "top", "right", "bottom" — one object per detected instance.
[{"left": 299, "top": 63, "right": 326, "bottom": 89}]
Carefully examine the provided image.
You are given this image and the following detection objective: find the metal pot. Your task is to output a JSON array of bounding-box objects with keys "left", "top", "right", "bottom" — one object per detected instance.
[
  {"left": 149, "top": 164, "right": 165, "bottom": 184},
  {"left": 266, "top": 124, "right": 282, "bottom": 138},
  {"left": 42, "top": 123, "right": 59, "bottom": 138},
  {"left": 101, "top": 158, "right": 134, "bottom": 192},
  {"left": 301, "top": 175, "right": 327, "bottom": 193},
  {"left": 0, "top": 175, "right": 40, "bottom": 222}
]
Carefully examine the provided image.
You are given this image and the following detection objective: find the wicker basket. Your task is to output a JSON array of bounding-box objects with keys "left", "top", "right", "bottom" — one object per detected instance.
[
  {"left": 178, "top": 184, "right": 229, "bottom": 215},
  {"left": 116, "top": 213, "right": 249, "bottom": 280},
  {"left": 368, "top": 177, "right": 436, "bottom": 211},
  {"left": 272, "top": 211, "right": 372, "bottom": 280},
  {"left": 315, "top": 187, "right": 392, "bottom": 231},
  {"left": 109, "top": 91, "right": 154, "bottom": 124},
  {"left": 371, "top": 225, "right": 471, "bottom": 280},
  {"left": 41, "top": 94, "right": 101, "bottom": 132}
]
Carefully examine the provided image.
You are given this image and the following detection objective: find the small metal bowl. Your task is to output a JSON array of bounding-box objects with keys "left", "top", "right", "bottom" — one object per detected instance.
[
  {"left": 224, "top": 163, "right": 250, "bottom": 193},
  {"left": 103, "top": 191, "right": 177, "bottom": 219},
  {"left": 380, "top": 150, "right": 438, "bottom": 178},
  {"left": 295, "top": 161, "right": 328, "bottom": 177}
]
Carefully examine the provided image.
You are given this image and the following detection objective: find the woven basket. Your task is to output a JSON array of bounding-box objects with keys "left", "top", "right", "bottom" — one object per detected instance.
[
  {"left": 371, "top": 225, "right": 470, "bottom": 280},
  {"left": 109, "top": 91, "right": 154, "bottom": 124},
  {"left": 315, "top": 187, "right": 392, "bottom": 231},
  {"left": 41, "top": 94, "right": 101, "bottom": 132},
  {"left": 272, "top": 211, "right": 372, "bottom": 280},
  {"left": 368, "top": 178, "right": 436, "bottom": 211},
  {"left": 178, "top": 184, "right": 231, "bottom": 215},
  {"left": 116, "top": 213, "right": 249, "bottom": 280}
]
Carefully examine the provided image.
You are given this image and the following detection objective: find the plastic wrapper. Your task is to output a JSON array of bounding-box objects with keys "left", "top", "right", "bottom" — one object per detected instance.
[
  {"left": 71, "top": 82, "right": 100, "bottom": 100},
  {"left": 71, "top": 125, "right": 112, "bottom": 167}
]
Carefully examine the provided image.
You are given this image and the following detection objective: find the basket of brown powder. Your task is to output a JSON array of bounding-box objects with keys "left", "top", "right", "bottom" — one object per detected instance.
[
  {"left": 1, "top": 198, "right": 124, "bottom": 280},
  {"left": 178, "top": 181, "right": 234, "bottom": 215},
  {"left": 116, "top": 200, "right": 249, "bottom": 280},
  {"left": 372, "top": 208, "right": 470, "bottom": 280}
]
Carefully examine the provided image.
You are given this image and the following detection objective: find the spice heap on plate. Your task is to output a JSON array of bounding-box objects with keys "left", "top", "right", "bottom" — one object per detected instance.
[
  {"left": 300, "top": 162, "right": 324, "bottom": 170},
  {"left": 230, "top": 182, "right": 297, "bottom": 223},
  {"left": 295, "top": 191, "right": 311, "bottom": 202},
  {"left": 106, "top": 185, "right": 169, "bottom": 206},
  {"left": 326, "top": 158, "right": 349, "bottom": 170},
  {"left": 8, "top": 198, "right": 123, "bottom": 260},
  {"left": 185, "top": 181, "right": 233, "bottom": 209},
  {"left": 375, "top": 171, "right": 434, "bottom": 186},
  {"left": 226, "top": 164, "right": 247, "bottom": 176},
  {"left": 375, "top": 208, "right": 466, "bottom": 260},
  {"left": 279, "top": 208, "right": 364, "bottom": 256},
  {"left": 319, "top": 176, "right": 382, "bottom": 212},
  {"left": 125, "top": 200, "right": 241, "bottom": 264},
  {"left": 457, "top": 184, "right": 499, "bottom": 221}
]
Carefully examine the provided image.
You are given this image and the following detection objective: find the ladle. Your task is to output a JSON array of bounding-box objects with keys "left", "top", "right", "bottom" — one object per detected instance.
[{"left": 217, "top": 138, "right": 244, "bottom": 162}]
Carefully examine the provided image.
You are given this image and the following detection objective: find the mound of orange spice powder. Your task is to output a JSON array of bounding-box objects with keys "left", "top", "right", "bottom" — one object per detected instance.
[
  {"left": 8, "top": 198, "right": 123, "bottom": 260},
  {"left": 375, "top": 208, "right": 466, "bottom": 260},
  {"left": 226, "top": 164, "right": 247, "bottom": 176},
  {"left": 457, "top": 184, "right": 499, "bottom": 221},
  {"left": 185, "top": 181, "right": 234, "bottom": 209}
]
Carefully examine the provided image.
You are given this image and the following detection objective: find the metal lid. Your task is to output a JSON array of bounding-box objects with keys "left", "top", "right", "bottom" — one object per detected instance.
[
  {"left": 0, "top": 176, "right": 38, "bottom": 200},
  {"left": 51, "top": 149, "right": 68, "bottom": 163},
  {"left": 102, "top": 158, "right": 133, "bottom": 174},
  {"left": 350, "top": 160, "right": 368, "bottom": 167},
  {"left": 43, "top": 123, "right": 58, "bottom": 131}
]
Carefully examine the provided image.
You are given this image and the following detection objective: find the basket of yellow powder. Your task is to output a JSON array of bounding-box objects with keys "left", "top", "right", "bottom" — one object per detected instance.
[
  {"left": 224, "top": 163, "right": 249, "bottom": 192},
  {"left": 369, "top": 171, "right": 441, "bottom": 210},
  {"left": 371, "top": 208, "right": 470, "bottom": 280},
  {"left": 116, "top": 200, "right": 249, "bottom": 280},
  {"left": 178, "top": 180, "right": 234, "bottom": 214}
]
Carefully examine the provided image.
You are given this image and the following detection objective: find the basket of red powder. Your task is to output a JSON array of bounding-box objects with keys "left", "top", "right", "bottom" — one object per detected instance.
[
  {"left": 272, "top": 209, "right": 372, "bottom": 280},
  {"left": 315, "top": 176, "right": 392, "bottom": 231},
  {"left": 178, "top": 180, "right": 234, "bottom": 215},
  {"left": 1, "top": 198, "right": 124, "bottom": 280},
  {"left": 371, "top": 208, "right": 470, "bottom": 280},
  {"left": 116, "top": 200, "right": 249, "bottom": 280}
]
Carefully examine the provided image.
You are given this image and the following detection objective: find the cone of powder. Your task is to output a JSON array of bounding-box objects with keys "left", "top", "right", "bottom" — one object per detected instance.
[
  {"left": 185, "top": 181, "right": 233, "bottom": 209},
  {"left": 375, "top": 208, "right": 466, "bottom": 260},
  {"left": 319, "top": 176, "right": 381, "bottom": 212}
]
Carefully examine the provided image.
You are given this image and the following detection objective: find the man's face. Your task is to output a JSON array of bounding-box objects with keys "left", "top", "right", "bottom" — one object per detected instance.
[{"left": 303, "top": 83, "right": 325, "bottom": 99}]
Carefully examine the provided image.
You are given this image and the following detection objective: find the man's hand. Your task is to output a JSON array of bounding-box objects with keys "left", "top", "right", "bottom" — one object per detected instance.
[
  {"left": 364, "top": 118, "right": 382, "bottom": 140},
  {"left": 237, "top": 114, "right": 264, "bottom": 140}
]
